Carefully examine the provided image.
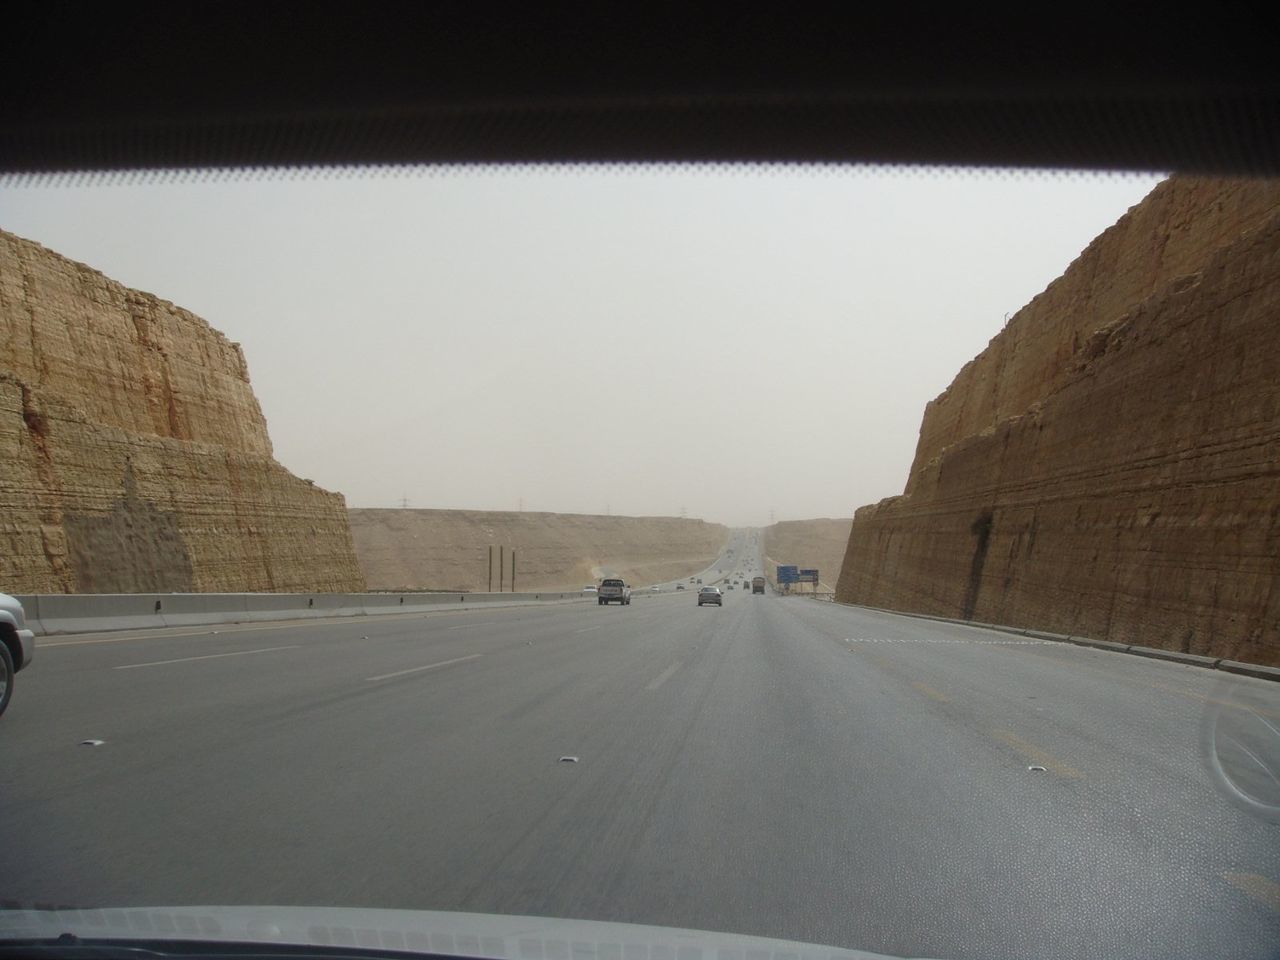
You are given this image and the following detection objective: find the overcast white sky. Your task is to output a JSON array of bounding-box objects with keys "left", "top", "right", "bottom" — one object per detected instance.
[{"left": 1, "top": 165, "right": 1163, "bottom": 527}]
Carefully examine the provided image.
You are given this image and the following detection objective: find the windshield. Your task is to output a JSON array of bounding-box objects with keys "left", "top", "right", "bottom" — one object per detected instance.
[{"left": 2, "top": 164, "right": 1278, "bottom": 960}]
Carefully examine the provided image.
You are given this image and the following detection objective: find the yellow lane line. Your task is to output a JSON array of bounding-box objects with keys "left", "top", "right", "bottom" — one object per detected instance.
[
  {"left": 1142, "top": 678, "right": 1280, "bottom": 720},
  {"left": 974, "top": 640, "right": 1280, "bottom": 719},
  {"left": 992, "top": 728, "right": 1084, "bottom": 779},
  {"left": 912, "top": 681, "right": 952, "bottom": 703},
  {"left": 1224, "top": 873, "right": 1280, "bottom": 913}
]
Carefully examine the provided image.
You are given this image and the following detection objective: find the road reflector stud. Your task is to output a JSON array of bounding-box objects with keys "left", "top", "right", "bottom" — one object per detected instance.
[
  {"left": 559, "top": 756, "right": 579, "bottom": 763},
  {"left": 1028, "top": 765, "right": 1047, "bottom": 772}
]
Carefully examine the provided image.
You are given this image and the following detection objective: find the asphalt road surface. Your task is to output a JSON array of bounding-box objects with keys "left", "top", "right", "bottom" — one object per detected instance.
[{"left": 3, "top": 541, "right": 1278, "bottom": 960}]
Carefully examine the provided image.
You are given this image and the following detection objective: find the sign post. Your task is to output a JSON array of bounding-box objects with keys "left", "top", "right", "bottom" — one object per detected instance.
[{"left": 777, "top": 565, "right": 799, "bottom": 595}]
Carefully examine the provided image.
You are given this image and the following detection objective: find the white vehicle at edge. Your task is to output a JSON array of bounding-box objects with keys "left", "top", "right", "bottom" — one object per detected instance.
[{"left": 0, "top": 592, "right": 36, "bottom": 718}]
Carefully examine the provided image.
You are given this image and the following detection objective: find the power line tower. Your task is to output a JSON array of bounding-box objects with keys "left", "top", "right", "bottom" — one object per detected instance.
[{"left": 400, "top": 495, "right": 410, "bottom": 509}]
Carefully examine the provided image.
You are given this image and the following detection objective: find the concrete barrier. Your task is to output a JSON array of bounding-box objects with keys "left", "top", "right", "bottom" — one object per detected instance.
[
  {"left": 359, "top": 593, "right": 468, "bottom": 616},
  {"left": 159, "top": 594, "right": 250, "bottom": 629},
  {"left": 1069, "top": 638, "right": 1133, "bottom": 654},
  {"left": 34, "top": 594, "right": 169, "bottom": 634},
  {"left": 13, "top": 596, "right": 45, "bottom": 635},
  {"left": 1124, "top": 645, "right": 1222, "bottom": 668},
  {"left": 1023, "top": 629, "right": 1072, "bottom": 641},
  {"left": 18, "top": 590, "right": 594, "bottom": 635},
  {"left": 1217, "top": 660, "right": 1280, "bottom": 682},
  {"left": 239, "top": 593, "right": 323, "bottom": 622}
]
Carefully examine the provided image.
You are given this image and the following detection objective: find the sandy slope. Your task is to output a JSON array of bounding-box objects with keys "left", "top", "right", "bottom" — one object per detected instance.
[
  {"left": 762, "top": 518, "right": 853, "bottom": 592},
  {"left": 349, "top": 508, "right": 728, "bottom": 591}
]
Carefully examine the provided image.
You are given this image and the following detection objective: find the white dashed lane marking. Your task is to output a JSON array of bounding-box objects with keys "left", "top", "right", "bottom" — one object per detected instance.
[
  {"left": 116, "top": 645, "right": 301, "bottom": 669},
  {"left": 646, "top": 661, "right": 683, "bottom": 691},
  {"left": 365, "top": 654, "right": 483, "bottom": 682}
]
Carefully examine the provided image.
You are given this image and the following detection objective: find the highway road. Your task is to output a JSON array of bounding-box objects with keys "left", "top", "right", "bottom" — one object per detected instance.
[{"left": 3, "top": 531, "right": 1278, "bottom": 960}]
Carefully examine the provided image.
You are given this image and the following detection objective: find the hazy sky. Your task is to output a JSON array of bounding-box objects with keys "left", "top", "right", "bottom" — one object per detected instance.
[{"left": 1, "top": 165, "right": 1162, "bottom": 527}]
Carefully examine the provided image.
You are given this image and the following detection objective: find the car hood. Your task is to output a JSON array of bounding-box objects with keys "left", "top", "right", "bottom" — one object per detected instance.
[
  {"left": 0, "top": 592, "right": 24, "bottom": 620},
  {"left": 0, "top": 906, "right": 935, "bottom": 960}
]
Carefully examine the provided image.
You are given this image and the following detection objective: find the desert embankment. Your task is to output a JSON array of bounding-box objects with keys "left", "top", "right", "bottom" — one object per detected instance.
[
  {"left": 349, "top": 508, "right": 728, "bottom": 591},
  {"left": 761, "top": 519, "right": 852, "bottom": 591}
]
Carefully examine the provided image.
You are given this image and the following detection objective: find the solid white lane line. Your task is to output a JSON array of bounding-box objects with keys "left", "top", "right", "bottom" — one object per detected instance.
[
  {"left": 647, "top": 660, "right": 683, "bottom": 691},
  {"left": 46, "top": 633, "right": 213, "bottom": 648},
  {"left": 115, "top": 645, "right": 301, "bottom": 669},
  {"left": 366, "top": 654, "right": 483, "bottom": 682},
  {"left": 447, "top": 621, "right": 502, "bottom": 630}
]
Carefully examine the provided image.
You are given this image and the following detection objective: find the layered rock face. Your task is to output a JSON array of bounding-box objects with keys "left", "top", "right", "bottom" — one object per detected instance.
[
  {"left": 1, "top": 229, "right": 366, "bottom": 594},
  {"left": 350, "top": 508, "right": 727, "bottom": 592},
  {"left": 836, "top": 178, "right": 1280, "bottom": 666}
]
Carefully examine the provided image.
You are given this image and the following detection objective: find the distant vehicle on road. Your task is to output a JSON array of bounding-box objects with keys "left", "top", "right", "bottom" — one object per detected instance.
[
  {"left": 0, "top": 592, "right": 36, "bottom": 718},
  {"left": 650, "top": 585, "right": 660, "bottom": 592},
  {"left": 582, "top": 585, "right": 598, "bottom": 594},
  {"left": 676, "top": 584, "right": 685, "bottom": 590},
  {"left": 752, "top": 576, "right": 766, "bottom": 594},
  {"left": 598, "top": 578, "right": 632, "bottom": 605},
  {"left": 697, "top": 586, "right": 722, "bottom": 607}
]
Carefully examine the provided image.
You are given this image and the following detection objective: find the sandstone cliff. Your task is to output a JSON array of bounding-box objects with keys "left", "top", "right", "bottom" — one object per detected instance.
[
  {"left": 1, "top": 229, "right": 365, "bottom": 594},
  {"left": 837, "top": 177, "right": 1280, "bottom": 666},
  {"left": 349, "top": 508, "right": 728, "bottom": 591}
]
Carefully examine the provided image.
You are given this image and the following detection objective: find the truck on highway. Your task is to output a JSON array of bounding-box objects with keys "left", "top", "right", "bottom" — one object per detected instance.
[
  {"left": 752, "top": 576, "right": 766, "bottom": 594},
  {"left": 597, "top": 578, "right": 631, "bottom": 605}
]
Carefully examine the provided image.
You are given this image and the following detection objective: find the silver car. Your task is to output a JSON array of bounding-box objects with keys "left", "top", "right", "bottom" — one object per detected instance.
[
  {"left": 697, "top": 586, "right": 722, "bottom": 607},
  {"left": 0, "top": 593, "right": 36, "bottom": 718}
]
